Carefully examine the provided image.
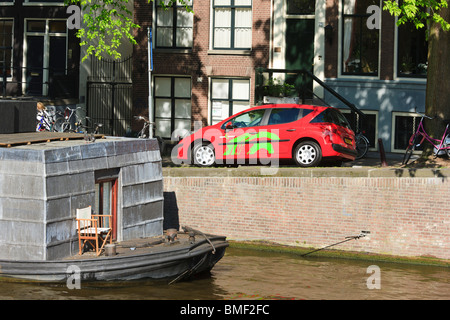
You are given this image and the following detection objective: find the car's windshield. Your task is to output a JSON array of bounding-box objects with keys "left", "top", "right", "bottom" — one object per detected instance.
[{"left": 222, "top": 109, "right": 266, "bottom": 129}]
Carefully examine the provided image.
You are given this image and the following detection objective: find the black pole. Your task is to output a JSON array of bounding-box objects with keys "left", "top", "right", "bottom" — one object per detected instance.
[{"left": 301, "top": 232, "right": 369, "bottom": 257}]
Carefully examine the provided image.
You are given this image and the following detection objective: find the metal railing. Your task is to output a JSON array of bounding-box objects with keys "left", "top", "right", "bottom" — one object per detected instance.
[
  {"left": 255, "top": 67, "right": 366, "bottom": 132},
  {"left": 0, "top": 65, "right": 79, "bottom": 98}
]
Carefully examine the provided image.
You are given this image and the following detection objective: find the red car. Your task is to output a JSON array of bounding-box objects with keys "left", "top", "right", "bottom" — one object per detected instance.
[{"left": 174, "top": 104, "right": 356, "bottom": 167}]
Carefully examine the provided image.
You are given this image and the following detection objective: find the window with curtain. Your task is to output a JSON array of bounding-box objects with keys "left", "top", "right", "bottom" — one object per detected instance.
[
  {"left": 341, "top": 0, "right": 379, "bottom": 76},
  {"left": 154, "top": 76, "right": 192, "bottom": 138},
  {"left": 397, "top": 1, "right": 428, "bottom": 78},
  {"left": 156, "top": 0, "right": 193, "bottom": 48},
  {"left": 213, "top": 0, "right": 252, "bottom": 50},
  {"left": 211, "top": 78, "right": 250, "bottom": 124},
  {"left": 0, "top": 19, "right": 13, "bottom": 78}
]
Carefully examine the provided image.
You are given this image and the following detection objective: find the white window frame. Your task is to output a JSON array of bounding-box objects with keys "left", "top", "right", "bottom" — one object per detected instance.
[
  {"left": 23, "top": 0, "right": 65, "bottom": 6},
  {"left": 340, "top": 109, "right": 379, "bottom": 151},
  {"left": 209, "top": 77, "right": 251, "bottom": 125},
  {"left": 22, "top": 18, "right": 68, "bottom": 96},
  {"left": 391, "top": 111, "right": 423, "bottom": 153},
  {"left": 338, "top": 0, "right": 381, "bottom": 80},
  {"left": 0, "top": 18, "right": 14, "bottom": 80},
  {"left": 211, "top": 0, "right": 253, "bottom": 51},
  {"left": 154, "top": 0, "right": 194, "bottom": 49},
  {"left": 393, "top": 16, "right": 428, "bottom": 83},
  {"left": 154, "top": 75, "right": 192, "bottom": 139}
]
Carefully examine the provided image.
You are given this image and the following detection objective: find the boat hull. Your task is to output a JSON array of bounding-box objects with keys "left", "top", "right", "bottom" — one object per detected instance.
[{"left": 0, "top": 235, "right": 228, "bottom": 283}]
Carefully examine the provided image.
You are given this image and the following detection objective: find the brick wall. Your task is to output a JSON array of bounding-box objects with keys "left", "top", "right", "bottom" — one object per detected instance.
[{"left": 163, "top": 171, "right": 449, "bottom": 260}]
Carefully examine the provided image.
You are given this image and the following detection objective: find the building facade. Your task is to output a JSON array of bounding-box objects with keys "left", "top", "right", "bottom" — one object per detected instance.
[
  {"left": 133, "top": 0, "right": 428, "bottom": 153},
  {"left": 0, "top": 0, "right": 80, "bottom": 100},
  {"left": 133, "top": 0, "right": 271, "bottom": 139}
]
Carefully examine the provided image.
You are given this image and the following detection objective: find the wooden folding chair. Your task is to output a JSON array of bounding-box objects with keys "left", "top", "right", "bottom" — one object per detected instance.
[{"left": 76, "top": 206, "right": 112, "bottom": 256}]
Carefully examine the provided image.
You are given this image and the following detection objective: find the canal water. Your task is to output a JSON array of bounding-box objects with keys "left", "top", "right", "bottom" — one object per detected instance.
[{"left": 0, "top": 247, "right": 448, "bottom": 301}]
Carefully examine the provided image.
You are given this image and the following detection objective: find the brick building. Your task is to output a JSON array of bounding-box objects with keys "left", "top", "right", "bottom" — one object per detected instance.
[
  {"left": 133, "top": 0, "right": 271, "bottom": 139},
  {"left": 132, "top": 0, "right": 428, "bottom": 153}
]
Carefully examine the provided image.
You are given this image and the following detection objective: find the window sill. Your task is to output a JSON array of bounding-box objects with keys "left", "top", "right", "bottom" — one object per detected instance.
[
  {"left": 154, "top": 48, "right": 192, "bottom": 54},
  {"left": 207, "top": 49, "right": 252, "bottom": 56}
]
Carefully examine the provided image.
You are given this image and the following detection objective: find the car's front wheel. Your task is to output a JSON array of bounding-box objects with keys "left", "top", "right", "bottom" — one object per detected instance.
[
  {"left": 192, "top": 143, "right": 216, "bottom": 167},
  {"left": 293, "top": 141, "right": 322, "bottom": 167}
]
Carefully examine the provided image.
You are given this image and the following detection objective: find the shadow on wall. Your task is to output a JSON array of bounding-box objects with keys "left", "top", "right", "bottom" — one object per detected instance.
[{"left": 163, "top": 191, "right": 180, "bottom": 231}]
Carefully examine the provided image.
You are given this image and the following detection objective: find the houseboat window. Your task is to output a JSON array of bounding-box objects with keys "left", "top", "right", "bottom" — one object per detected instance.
[
  {"left": 156, "top": 0, "right": 193, "bottom": 48},
  {"left": 0, "top": 19, "right": 13, "bottom": 78},
  {"left": 212, "top": 0, "right": 252, "bottom": 50},
  {"left": 341, "top": 0, "right": 379, "bottom": 76}
]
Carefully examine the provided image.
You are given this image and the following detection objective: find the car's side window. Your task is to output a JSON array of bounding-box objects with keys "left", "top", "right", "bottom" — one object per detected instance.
[
  {"left": 268, "top": 108, "right": 300, "bottom": 125},
  {"left": 223, "top": 109, "right": 266, "bottom": 129},
  {"left": 310, "top": 109, "right": 351, "bottom": 128}
]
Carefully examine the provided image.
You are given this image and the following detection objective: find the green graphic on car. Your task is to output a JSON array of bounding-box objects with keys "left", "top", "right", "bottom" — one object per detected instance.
[{"left": 223, "top": 131, "right": 280, "bottom": 156}]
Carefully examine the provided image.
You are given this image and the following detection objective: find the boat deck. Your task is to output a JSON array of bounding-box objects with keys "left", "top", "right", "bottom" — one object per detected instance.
[
  {"left": 0, "top": 132, "right": 105, "bottom": 148},
  {"left": 65, "top": 232, "right": 213, "bottom": 260},
  {"left": 0, "top": 229, "right": 228, "bottom": 282}
]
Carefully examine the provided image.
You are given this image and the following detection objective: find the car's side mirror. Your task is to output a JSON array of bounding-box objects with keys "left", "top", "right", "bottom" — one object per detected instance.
[{"left": 225, "top": 122, "right": 234, "bottom": 130}]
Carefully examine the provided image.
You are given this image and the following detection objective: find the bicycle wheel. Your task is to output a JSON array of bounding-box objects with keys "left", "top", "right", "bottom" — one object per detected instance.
[
  {"left": 444, "top": 134, "right": 450, "bottom": 158},
  {"left": 402, "top": 134, "right": 417, "bottom": 165},
  {"left": 54, "top": 118, "right": 70, "bottom": 132},
  {"left": 355, "top": 134, "right": 369, "bottom": 159}
]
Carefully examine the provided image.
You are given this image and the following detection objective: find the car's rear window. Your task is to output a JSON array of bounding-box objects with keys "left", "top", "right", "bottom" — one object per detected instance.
[
  {"left": 309, "top": 108, "right": 351, "bottom": 129},
  {"left": 268, "top": 108, "right": 313, "bottom": 125}
]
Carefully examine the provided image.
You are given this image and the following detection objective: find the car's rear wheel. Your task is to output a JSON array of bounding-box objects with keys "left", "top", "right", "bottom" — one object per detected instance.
[
  {"left": 193, "top": 143, "right": 216, "bottom": 167},
  {"left": 293, "top": 141, "right": 322, "bottom": 167}
]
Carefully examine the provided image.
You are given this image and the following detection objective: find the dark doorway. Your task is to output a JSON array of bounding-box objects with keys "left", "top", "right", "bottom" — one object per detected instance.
[
  {"left": 285, "top": 19, "right": 315, "bottom": 98},
  {"left": 26, "top": 36, "right": 44, "bottom": 95}
]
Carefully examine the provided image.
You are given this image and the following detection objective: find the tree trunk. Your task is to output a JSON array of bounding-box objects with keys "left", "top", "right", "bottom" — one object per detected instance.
[{"left": 424, "top": 7, "right": 450, "bottom": 156}]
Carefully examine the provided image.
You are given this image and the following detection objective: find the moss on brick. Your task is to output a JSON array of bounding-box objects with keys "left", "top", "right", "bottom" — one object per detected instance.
[{"left": 229, "top": 240, "right": 450, "bottom": 268}]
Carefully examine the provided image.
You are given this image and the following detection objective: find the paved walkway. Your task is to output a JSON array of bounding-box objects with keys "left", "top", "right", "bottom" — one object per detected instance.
[
  {"left": 162, "top": 151, "right": 415, "bottom": 168},
  {"left": 342, "top": 151, "right": 412, "bottom": 167}
]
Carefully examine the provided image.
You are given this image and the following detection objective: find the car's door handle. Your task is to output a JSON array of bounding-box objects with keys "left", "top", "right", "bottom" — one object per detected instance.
[
  {"left": 247, "top": 131, "right": 257, "bottom": 135},
  {"left": 286, "top": 129, "right": 296, "bottom": 132}
]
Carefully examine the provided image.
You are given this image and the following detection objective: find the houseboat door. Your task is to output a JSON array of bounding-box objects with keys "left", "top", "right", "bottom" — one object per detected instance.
[{"left": 95, "top": 178, "right": 118, "bottom": 240}]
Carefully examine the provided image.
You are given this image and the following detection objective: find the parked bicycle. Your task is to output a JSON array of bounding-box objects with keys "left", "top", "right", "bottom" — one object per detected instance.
[
  {"left": 54, "top": 106, "right": 102, "bottom": 134},
  {"left": 355, "top": 131, "right": 370, "bottom": 159},
  {"left": 135, "top": 115, "right": 167, "bottom": 153},
  {"left": 134, "top": 116, "right": 152, "bottom": 138},
  {"left": 36, "top": 109, "right": 58, "bottom": 132},
  {"left": 402, "top": 111, "right": 450, "bottom": 165}
]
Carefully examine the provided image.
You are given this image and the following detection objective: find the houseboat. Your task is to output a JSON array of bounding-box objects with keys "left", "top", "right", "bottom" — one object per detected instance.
[{"left": 0, "top": 130, "right": 227, "bottom": 282}]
